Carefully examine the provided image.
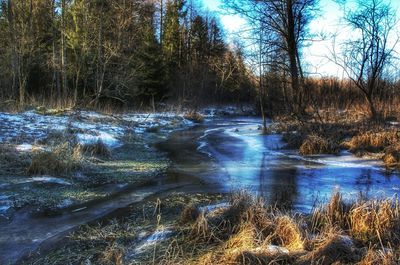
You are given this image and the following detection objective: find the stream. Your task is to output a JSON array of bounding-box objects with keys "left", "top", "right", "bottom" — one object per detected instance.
[
  {"left": 2, "top": 116, "right": 400, "bottom": 264},
  {"left": 160, "top": 117, "right": 400, "bottom": 211}
]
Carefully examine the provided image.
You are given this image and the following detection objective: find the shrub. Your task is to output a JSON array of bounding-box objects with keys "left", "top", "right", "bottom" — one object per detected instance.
[
  {"left": 274, "top": 216, "right": 304, "bottom": 251},
  {"left": 299, "top": 134, "right": 339, "bottom": 155},
  {"left": 28, "top": 142, "right": 82, "bottom": 175},
  {"left": 184, "top": 111, "right": 204, "bottom": 123},
  {"left": 282, "top": 132, "right": 306, "bottom": 149},
  {"left": 0, "top": 144, "right": 31, "bottom": 174},
  {"left": 383, "top": 144, "right": 400, "bottom": 167},
  {"left": 342, "top": 130, "right": 400, "bottom": 154},
  {"left": 180, "top": 204, "right": 200, "bottom": 224},
  {"left": 80, "top": 140, "right": 111, "bottom": 158}
]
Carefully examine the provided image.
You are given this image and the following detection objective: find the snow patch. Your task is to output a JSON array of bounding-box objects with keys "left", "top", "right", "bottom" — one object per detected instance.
[
  {"left": 77, "top": 132, "right": 121, "bottom": 148},
  {"left": 265, "top": 245, "right": 290, "bottom": 254},
  {"left": 199, "top": 202, "right": 230, "bottom": 213},
  {"left": 0, "top": 205, "right": 11, "bottom": 214},
  {"left": 132, "top": 228, "right": 173, "bottom": 255},
  {"left": 15, "top": 143, "right": 33, "bottom": 152},
  {"left": 0, "top": 111, "right": 192, "bottom": 151},
  {"left": 19, "top": 176, "right": 72, "bottom": 186}
]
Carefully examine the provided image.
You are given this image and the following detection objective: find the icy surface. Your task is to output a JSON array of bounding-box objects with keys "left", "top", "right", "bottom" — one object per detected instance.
[
  {"left": 15, "top": 144, "right": 34, "bottom": 152},
  {"left": 199, "top": 202, "right": 230, "bottom": 213},
  {"left": 265, "top": 245, "right": 290, "bottom": 254},
  {"left": 0, "top": 195, "right": 12, "bottom": 214},
  {"left": 0, "top": 110, "right": 192, "bottom": 149},
  {"left": 17, "top": 176, "right": 72, "bottom": 186},
  {"left": 178, "top": 117, "right": 400, "bottom": 212},
  {"left": 132, "top": 228, "right": 173, "bottom": 255}
]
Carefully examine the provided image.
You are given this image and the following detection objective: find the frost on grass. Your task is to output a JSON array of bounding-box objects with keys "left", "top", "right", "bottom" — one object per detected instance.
[
  {"left": 0, "top": 110, "right": 191, "bottom": 214},
  {"left": 0, "top": 110, "right": 192, "bottom": 149}
]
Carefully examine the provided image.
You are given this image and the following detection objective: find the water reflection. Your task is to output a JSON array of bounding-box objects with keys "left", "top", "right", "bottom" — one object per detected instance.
[{"left": 166, "top": 117, "right": 400, "bottom": 211}]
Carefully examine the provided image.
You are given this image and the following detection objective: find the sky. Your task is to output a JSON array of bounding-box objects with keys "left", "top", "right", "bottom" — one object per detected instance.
[{"left": 202, "top": 0, "right": 400, "bottom": 77}]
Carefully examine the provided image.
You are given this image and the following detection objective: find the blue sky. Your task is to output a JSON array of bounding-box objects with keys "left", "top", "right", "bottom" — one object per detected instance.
[{"left": 201, "top": 0, "right": 400, "bottom": 77}]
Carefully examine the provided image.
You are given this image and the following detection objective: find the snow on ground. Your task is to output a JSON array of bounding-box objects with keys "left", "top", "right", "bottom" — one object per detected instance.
[
  {"left": 0, "top": 110, "right": 193, "bottom": 149},
  {"left": 131, "top": 227, "right": 173, "bottom": 256},
  {"left": 200, "top": 104, "right": 256, "bottom": 118}
]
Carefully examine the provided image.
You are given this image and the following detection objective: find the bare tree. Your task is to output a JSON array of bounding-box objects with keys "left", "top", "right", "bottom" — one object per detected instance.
[
  {"left": 223, "top": 0, "right": 318, "bottom": 115},
  {"left": 333, "top": 0, "right": 398, "bottom": 119}
]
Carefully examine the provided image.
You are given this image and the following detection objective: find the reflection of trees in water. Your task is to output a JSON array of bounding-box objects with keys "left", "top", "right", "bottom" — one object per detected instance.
[
  {"left": 355, "top": 169, "right": 374, "bottom": 199},
  {"left": 258, "top": 141, "right": 299, "bottom": 210}
]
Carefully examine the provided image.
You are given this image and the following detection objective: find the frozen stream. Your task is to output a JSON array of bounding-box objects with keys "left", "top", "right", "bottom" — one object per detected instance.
[
  {"left": 161, "top": 117, "right": 400, "bottom": 212},
  {"left": 1, "top": 114, "right": 400, "bottom": 264}
]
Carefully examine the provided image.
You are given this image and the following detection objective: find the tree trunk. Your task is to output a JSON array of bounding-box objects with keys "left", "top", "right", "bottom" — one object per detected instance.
[
  {"left": 95, "top": 10, "right": 104, "bottom": 107},
  {"left": 286, "top": 0, "right": 302, "bottom": 115},
  {"left": 61, "top": 0, "right": 67, "bottom": 105},
  {"left": 7, "top": 0, "right": 18, "bottom": 99},
  {"left": 160, "top": 0, "right": 163, "bottom": 50},
  {"left": 258, "top": 27, "right": 267, "bottom": 134},
  {"left": 366, "top": 94, "right": 378, "bottom": 120},
  {"left": 51, "top": 0, "right": 61, "bottom": 105}
]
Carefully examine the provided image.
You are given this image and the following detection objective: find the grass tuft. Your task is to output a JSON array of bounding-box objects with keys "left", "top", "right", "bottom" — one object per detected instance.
[
  {"left": 184, "top": 111, "right": 205, "bottom": 123},
  {"left": 342, "top": 130, "right": 400, "bottom": 154},
  {"left": 274, "top": 216, "right": 304, "bottom": 251},
  {"left": 28, "top": 142, "right": 82, "bottom": 175},
  {"left": 180, "top": 204, "right": 200, "bottom": 225},
  {"left": 79, "top": 140, "right": 111, "bottom": 158},
  {"left": 299, "top": 134, "right": 339, "bottom": 155}
]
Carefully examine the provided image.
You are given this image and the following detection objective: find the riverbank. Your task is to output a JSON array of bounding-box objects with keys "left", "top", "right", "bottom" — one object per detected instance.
[
  {"left": 3, "top": 106, "right": 400, "bottom": 264},
  {"left": 22, "top": 191, "right": 400, "bottom": 265},
  {"left": 270, "top": 109, "right": 400, "bottom": 169},
  {"left": 0, "top": 105, "right": 255, "bottom": 264},
  {"left": 0, "top": 108, "right": 197, "bottom": 264}
]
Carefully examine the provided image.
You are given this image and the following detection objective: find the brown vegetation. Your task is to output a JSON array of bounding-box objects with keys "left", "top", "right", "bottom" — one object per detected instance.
[
  {"left": 0, "top": 144, "right": 31, "bottom": 174},
  {"left": 184, "top": 111, "right": 205, "bottom": 123},
  {"left": 79, "top": 140, "right": 111, "bottom": 158},
  {"left": 180, "top": 205, "right": 201, "bottom": 225},
  {"left": 299, "top": 134, "right": 339, "bottom": 155},
  {"left": 28, "top": 142, "right": 82, "bottom": 175},
  {"left": 158, "top": 192, "right": 400, "bottom": 265},
  {"left": 342, "top": 131, "right": 400, "bottom": 154}
]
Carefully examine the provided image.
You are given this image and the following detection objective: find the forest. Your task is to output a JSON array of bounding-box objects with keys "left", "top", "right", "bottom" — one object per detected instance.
[
  {"left": 2, "top": 0, "right": 400, "bottom": 265},
  {"left": 0, "top": 0, "right": 253, "bottom": 110}
]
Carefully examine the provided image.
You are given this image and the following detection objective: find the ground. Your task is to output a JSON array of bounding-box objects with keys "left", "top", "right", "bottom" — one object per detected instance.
[
  {"left": 0, "top": 108, "right": 192, "bottom": 220},
  {"left": 2, "top": 105, "right": 400, "bottom": 264},
  {"left": 21, "top": 192, "right": 400, "bottom": 265}
]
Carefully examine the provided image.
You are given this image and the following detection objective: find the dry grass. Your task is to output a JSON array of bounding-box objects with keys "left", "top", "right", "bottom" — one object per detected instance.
[
  {"left": 342, "top": 130, "right": 400, "bottom": 154},
  {"left": 180, "top": 204, "right": 201, "bottom": 225},
  {"left": 184, "top": 111, "right": 205, "bottom": 123},
  {"left": 383, "top": 144, "right": 400, "bottom": 168},
  {"left": 349, "top": 200, "right": 400, "bottom": 245},
  {"left": 101, "top": 243, "right": 125, "bottom": 265},
  {"left": 311, "top": 191, "right": 351, "bottom": 230},
  {"left": 299, "top": 233, "right": 360, "bottom": 265},
  {"left": 274, "top": 216, "right": 304, "bottom": 251},
  {"left": 358, "top": 248, "right": 399, "bottom": 265},
  {"left": 0, "top": 144, "right": 31, "bottom": 174},
  {"left": 159, "top": 192, "right": 400, "bottom": 265},
  {"left": 79, "top": 140, "right": 111, "bottom": 158},
  {"left": 299, "top": 134, "right": 339, "bottom": 155},
  {"left": 28, "top": 142, "right": 82, "bottom": 175}
]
